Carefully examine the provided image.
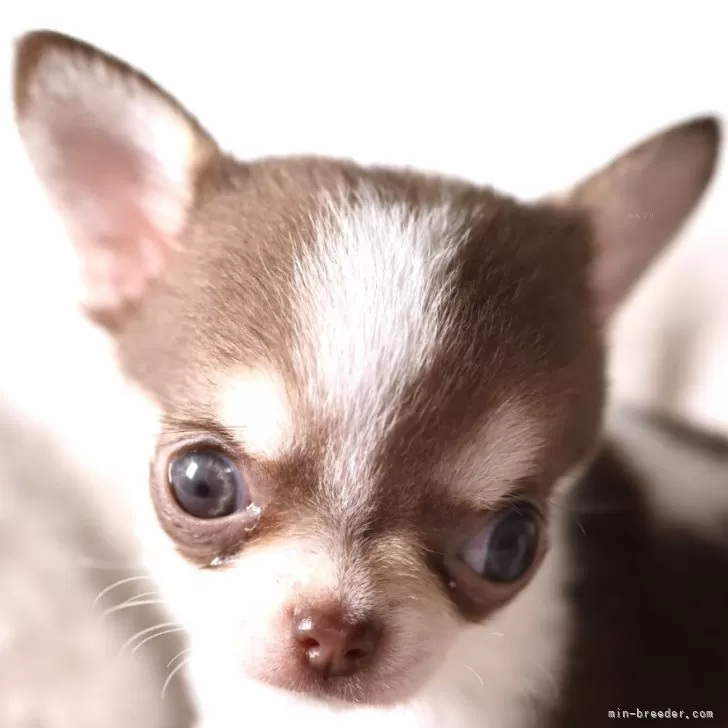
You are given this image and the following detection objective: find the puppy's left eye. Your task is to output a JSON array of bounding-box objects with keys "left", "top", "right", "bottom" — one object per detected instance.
[{"left": 459, "top": 504, "right": 540, "bottom": 583}]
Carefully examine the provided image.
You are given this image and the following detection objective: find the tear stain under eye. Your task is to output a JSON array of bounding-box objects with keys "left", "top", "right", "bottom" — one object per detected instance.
[
  {"left": 207, "top": 504, "right": 264, "bottom": 568},
  {"left": 245, "top": 503, "right": 263, "bottom": 522}
]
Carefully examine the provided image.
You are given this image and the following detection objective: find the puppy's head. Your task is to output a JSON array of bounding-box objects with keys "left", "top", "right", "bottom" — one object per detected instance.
[{"left": 13, "top": 31, "right": 720, "bottom": 707}]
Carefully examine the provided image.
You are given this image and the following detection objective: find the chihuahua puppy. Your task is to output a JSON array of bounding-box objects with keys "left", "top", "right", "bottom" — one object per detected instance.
[{"left": 12, "top": 30, "right": 727, "bottom": 728}]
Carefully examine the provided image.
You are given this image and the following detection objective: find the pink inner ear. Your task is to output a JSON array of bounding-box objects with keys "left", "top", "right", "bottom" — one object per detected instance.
[
  {"left": 51, "top": 124, "right": 184, "bottom": 312},
  {"left": 575, "top": 118, "right": 720, "bottom": 322},
  {"left": 74, "top": 208, "right": 169, "bottom": 312}
]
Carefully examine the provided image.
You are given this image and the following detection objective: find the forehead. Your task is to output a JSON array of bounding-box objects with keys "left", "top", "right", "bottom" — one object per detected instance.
[{"left": 118, "top": 156, "right": 601, "bottom": 514}]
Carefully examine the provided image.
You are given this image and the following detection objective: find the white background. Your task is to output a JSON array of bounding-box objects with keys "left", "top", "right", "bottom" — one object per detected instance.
[{"left": 0, "top": 1, "right": 726, "bottom": 441}]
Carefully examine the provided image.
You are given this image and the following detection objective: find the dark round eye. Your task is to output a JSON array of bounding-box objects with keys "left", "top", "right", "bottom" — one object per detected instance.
[
  {"left": 459, "top": 504, "right": 540, "bottom": 583},
  {"left": 167, "top": 450, "right": 248, "bottom": 519}
]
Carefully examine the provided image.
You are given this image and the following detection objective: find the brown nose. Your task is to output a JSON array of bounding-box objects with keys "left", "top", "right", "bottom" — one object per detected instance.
[{"left": 292, "top": 607, "right": 381, "bottom": 678}]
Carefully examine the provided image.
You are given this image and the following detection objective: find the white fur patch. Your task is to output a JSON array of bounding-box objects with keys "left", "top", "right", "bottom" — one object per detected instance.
[
  {"left": 440, "top": 398, "right": 545, "bottom": 507},
  {"left": 293, "top": 188, "right": 468, "bottom": 523},
  {"left": 217, "top": 370, "right": 294, "bottom": 459},
  {"left": 607, "top": 406, "right": 728, "bottom": 541}
]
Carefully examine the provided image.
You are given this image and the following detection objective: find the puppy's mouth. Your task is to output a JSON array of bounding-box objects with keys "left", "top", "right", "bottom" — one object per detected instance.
[
  {"left": 255, "top": 668, "right": 406, "bottom": 707},
  {"left": 249, "top": 633, "right": 415, "bottom": 708}
]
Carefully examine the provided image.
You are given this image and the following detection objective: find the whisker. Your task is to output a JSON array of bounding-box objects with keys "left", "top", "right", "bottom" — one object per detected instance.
[
  {"left": 462, "top": 662, "right": 484, "bottom": 686},
  {"left": 93, "top": 575, "right": 155, "bottom": 606},
  {"left": 167, "top": 647, "right": 192, "bottom": 669},
  {"left": 101, "top": 597, "right": 165, "bottom": 619},
  {"left": 122, "top": 590, "right": 159, "bottom": 603},
  {"left": 132, "top": 626, "right": 186, "bottom": 655},
  {"left": 119, "top": 621, "right": 181, "bottom": 656},
  {"left": 161, "top": 658, "right": 189, "bottom": 700}
]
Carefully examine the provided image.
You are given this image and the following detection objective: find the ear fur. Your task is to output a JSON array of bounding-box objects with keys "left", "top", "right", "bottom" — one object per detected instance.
[
  {"left": 13, "top": 30, "right": 219, "bottom": 320},
  {"left": 15, "top": 33, "right": 721, "bottom": 329},
  {"left": 550, "top": 116, "right": 721, "bottom": 321}
]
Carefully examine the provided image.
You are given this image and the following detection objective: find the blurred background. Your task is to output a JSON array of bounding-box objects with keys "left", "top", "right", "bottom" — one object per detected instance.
[{"left": 0, "top": 2, "right": 726, "bottom": 727}]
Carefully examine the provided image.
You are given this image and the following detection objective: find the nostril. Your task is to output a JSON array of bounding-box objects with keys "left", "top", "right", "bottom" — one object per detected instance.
[
  {"left": 298, "top": 637, "right": 320, "bottom": 651},
  {"left": 344, "top": 647, "right": 367, "bottom": 660}
]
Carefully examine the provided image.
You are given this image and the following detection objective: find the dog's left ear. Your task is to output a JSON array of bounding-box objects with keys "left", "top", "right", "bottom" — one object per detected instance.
[{"left": 550, "top": 116, "right": 721, "bottom": 322}]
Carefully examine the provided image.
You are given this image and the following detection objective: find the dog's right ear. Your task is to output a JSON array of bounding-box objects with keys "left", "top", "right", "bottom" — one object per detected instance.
[{"left": 13, "top": 30, "right": 219, "bottom": 321}]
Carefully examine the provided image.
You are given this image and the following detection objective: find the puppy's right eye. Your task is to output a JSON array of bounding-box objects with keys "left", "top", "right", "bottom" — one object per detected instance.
[
  {"left": 167, "top": 449, "right": 249, "bottom": 519},
  {"left": 457, "top": 503, "right": 540, "bottom": 583}
]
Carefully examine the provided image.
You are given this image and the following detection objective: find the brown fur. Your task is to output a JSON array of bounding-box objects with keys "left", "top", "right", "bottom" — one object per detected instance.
[{"left": 120, "top": 157, "right": 604, "bottom": 627}]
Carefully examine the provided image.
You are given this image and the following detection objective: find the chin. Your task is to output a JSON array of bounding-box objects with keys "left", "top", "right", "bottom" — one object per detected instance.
[
  {"left": 191, "top": 668, "right": 428, "bottom": 728},
  {"left": 188, "top": 661, "right": 384, "bottom": 727},
  {"left": 250, "top": 653, "right": 440, "bottom": 710},
  {"left": 255, "top": 672, "right": 406, "bottom": 707}
]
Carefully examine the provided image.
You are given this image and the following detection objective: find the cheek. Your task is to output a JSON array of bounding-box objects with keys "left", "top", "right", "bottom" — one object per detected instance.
[
  {"left": 154, "top": 538, "right": 342, "bottom": 658},
  {"left": 381, "top": 589, "right": 461, "bottom": 684},
  {"left": 359, "top": 536, "right": 464, "bottom": 678}
]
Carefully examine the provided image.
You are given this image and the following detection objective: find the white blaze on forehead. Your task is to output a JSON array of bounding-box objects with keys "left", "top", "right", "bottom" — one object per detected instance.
[
  {"left": 293, "top": 188, "right": 469, "bottom": 518},
  {"left": 439, "top": 400, "right": 545, "bottom": 507},
  {"left": 217, "top": 369, "right": 293, "bottom": 459}
]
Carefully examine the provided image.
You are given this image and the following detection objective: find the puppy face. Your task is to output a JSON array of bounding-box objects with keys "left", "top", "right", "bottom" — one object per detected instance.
[
  {"left": 125, "top": 165, "right": 603, "bottom": 704},
  {"left": 13, "top": 31, "right": 720, "bottom": 709}
]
